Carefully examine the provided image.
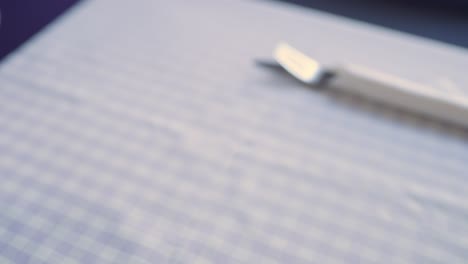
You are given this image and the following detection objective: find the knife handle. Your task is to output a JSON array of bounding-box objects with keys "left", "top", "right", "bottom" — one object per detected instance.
[{"left": 332, "top": 64, "right": 468, "bottom": 128}]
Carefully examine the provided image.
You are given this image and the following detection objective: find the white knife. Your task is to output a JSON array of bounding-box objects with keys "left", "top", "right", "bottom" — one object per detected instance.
[{"left": 260, "top": 42, "right": 468, "bottom": 129}]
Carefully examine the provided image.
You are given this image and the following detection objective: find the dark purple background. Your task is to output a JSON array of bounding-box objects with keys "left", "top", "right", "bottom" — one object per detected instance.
[
  {"left": 0, "top": 0, "right": 79, "bottom": 61},
  {"left": 279, "top": 0, "right": 468, "bottom": 48},
  {"left": 1, "top": 0, "right": 468, "bottom": 62}
]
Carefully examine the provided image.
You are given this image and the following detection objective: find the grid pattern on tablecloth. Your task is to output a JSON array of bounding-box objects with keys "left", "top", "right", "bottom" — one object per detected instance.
[{"left": 1, "top": 0, "right": 468, "bottom": 263}]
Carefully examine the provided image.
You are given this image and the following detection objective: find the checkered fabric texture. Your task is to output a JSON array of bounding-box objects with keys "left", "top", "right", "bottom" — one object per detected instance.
[{"left": 1, "top": 0, "right": 468, "bottom": 263}]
